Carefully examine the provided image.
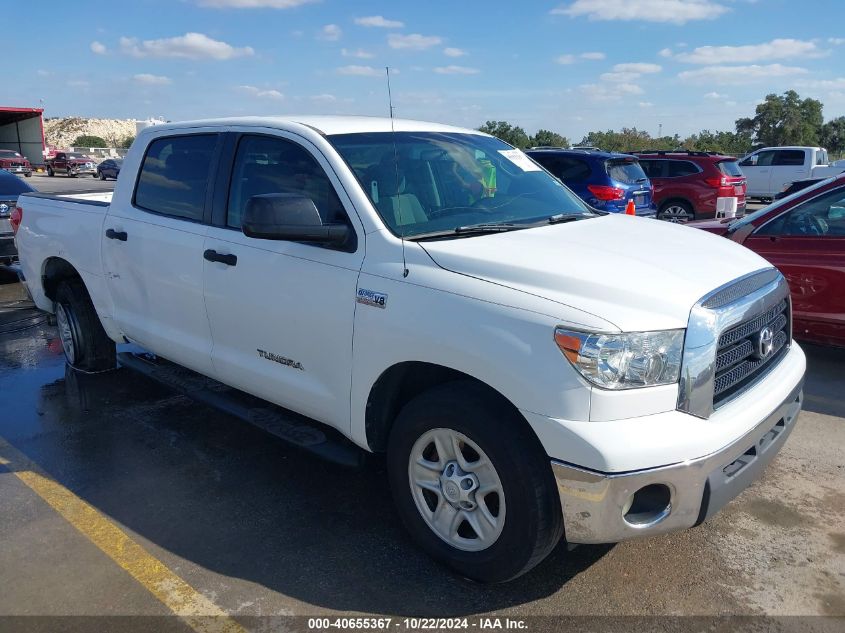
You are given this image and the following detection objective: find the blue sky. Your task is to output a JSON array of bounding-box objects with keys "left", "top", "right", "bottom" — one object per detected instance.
[{"left": 4, "top": 0, "right": 845, "bottom": 141}]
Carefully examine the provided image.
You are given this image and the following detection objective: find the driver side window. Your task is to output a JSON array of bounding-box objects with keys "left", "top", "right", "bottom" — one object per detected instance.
[
  {"left": 227, "top": 135, "right": 350, "bottom": 232},
  {"left": 757, "top": 186, "right": 845, "bottom": 237}
]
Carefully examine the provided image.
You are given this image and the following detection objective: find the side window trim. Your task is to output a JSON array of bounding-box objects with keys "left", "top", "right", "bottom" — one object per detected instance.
[{"left": 131, "top": 132, "right": 223, "bottom": 225}]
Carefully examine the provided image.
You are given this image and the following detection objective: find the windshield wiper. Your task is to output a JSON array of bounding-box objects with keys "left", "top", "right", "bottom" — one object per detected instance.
[
  {"left": 547, "top": 213, "right": 592, "bottom": 224},
  {"left": 453, "top": 223, "right": 525, "bottom": 234}
]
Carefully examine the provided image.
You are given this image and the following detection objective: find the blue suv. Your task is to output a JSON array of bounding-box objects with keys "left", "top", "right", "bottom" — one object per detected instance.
[{"left": 526, "top": 148, "right": 654, "bottom": 215}]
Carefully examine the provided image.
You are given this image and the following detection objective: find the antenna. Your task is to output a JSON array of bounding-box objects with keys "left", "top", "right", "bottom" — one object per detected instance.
[{"left": 386, "top": 66, "right": 409, "bottom": 278}]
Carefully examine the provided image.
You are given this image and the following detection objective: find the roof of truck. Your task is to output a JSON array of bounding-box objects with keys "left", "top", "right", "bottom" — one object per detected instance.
[{"left": 143, "top": 115, "right": 482, "bottom": 137}]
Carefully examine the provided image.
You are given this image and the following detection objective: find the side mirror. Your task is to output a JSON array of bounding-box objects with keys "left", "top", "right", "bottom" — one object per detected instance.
[{"left": 242, "top": 193, "right": 350, "bottom": 245}]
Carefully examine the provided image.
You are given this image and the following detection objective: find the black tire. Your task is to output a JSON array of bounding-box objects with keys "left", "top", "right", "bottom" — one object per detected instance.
[
  {"left": 24, "top": 173, "right": 31, "bottom": 178},
  {"left": 47, "top": 166, "right": 54, "bottom": 177},
  {"left": 387, "top": 381, "right": 563, "bottom": 583},
  {"left": 658, "top": 200, "right": 694, "bottom": 223},
  {"left": 99, "top": 172, "right": 106, "bottom": 180},
  {"left": 54, "top": 279, "right": 116, "bottom": 371},
  {"left": 68, "top": 168, "right": 76, "bottom": 178}
]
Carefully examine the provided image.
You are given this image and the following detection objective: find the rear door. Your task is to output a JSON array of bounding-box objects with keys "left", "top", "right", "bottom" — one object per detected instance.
[
  {"left": 745, "top": 185, "right": 845, "bottom": 344},
  {"left": 769, "top": 149, "right": 810, "bottom": 197},
  {"left": 102, "top": 131, "right": 221, "bottom": 375},
  {"left": 740, "top": 150, "right": 776, "bottom": 197},
  {"left": 202, "top": 130, "right": 365, "bottom": 431}
]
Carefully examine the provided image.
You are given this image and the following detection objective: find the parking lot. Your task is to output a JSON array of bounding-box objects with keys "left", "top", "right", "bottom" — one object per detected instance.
[{"left": 0, "top": 173, "right": 842, "bottom": 629}]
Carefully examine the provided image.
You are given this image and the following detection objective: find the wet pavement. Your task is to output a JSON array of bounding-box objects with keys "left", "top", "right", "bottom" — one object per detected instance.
[{"left": 0, "top": 268, "right": 843, "bottom": 630}]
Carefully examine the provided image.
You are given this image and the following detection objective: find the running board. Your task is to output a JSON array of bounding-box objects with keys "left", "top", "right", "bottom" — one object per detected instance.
[{"left": 117, "top": 352, "right": 365, "bottom": 468}]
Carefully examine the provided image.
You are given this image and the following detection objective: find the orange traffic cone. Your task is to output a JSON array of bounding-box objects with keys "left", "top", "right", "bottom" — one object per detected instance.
[{"left": 625, "top": 199, "right": 636, "bottom": 216}]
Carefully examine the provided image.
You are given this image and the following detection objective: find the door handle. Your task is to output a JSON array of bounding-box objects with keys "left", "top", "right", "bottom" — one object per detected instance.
[
  {"left": 203, "top": 249, "right": 237, "bottom": 266},
  {"left": 105, "top": 228, "right": 127, "bottom": 241}
]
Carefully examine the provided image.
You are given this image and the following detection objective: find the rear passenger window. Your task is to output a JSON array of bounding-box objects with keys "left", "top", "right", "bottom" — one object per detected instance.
[
  {"left": 227, "top": 135, "right": 349, "bottom": 231},
  {"left": 773, "top": 150, "right": 806, "bottom": 166},
  {"left": 135, "top": 134, "right": 217, "bottom": 221},
  {"left": 553, "top": 157, "right": 591, "bottom": 181},
  {"left": 639, "top": 160, "right": 664, "bottom": 178},
  {"left": 667, "top": 161, "right": 699, "bottom": 177}
]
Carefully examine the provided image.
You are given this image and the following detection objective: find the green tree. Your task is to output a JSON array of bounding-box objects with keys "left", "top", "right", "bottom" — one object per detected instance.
[
  {"left": 820, "top": 117, "right": 845, "bottom": 153},
  {"left": 118, "top": 135, "right": 136, "bottom": 149},
  {"left": 477, "top": 120, "right": 530, "bottom": 149},
  {"left": 528, "top": 129, "right": 569, "bottom": 148},
  {"left": 736, "top": 90, "right": 823, "bottom": 147},
  {"left": 73, "top": 134, "right": 107, "bottom": 148}
]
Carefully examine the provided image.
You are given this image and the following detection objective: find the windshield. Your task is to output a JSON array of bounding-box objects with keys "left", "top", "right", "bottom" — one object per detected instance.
[
  {"left": 729, "top": 175, "right": 839, "bottom": 231},
  {"left": 67, "top": 153, "right": 88, "bottom": 159},
  {"left": 328, "top": 132, "right": 589, "bottom": 237},
  {"left": 0, "top": 150, "right": 22, "bottom": 158}
]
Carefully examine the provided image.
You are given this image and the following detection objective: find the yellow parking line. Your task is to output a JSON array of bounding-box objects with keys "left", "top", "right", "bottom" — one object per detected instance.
[{"left": 0, "top": 436, "right": 246, "bottom": 633}]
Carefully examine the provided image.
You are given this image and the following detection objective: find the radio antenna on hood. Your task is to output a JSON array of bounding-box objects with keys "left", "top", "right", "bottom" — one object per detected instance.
[{"left": 386, "top": 66, "right": 409, "bottom": 278}]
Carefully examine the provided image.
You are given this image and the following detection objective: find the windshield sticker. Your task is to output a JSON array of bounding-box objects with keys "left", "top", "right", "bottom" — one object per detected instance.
[{"left": 497, "top": 149, "right": 542, "bottom": 172}]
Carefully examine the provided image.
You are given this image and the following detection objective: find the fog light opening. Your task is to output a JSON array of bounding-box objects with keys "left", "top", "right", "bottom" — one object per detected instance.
[{"left": 623, "top": 484, "right": 672, "bottom": 527}]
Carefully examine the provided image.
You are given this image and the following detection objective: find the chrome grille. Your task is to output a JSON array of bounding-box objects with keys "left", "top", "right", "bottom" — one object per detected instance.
[{"left": 712, "top": 300, "right": 790, "bottom": 408}]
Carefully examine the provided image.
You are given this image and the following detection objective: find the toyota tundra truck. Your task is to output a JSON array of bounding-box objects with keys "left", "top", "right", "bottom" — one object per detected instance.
[{"left": 12, "top": 116, "right": 805, "bottom": 583}]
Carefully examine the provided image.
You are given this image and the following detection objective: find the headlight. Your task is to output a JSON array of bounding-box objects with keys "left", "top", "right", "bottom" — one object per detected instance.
[{"left": 555, "top": 328, "right": 684, "bottom": 390}]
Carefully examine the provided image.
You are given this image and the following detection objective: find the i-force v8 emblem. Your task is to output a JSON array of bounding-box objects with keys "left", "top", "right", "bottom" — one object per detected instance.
[{"left": 357, "top": 288, "right": 387, "bottom": 309}]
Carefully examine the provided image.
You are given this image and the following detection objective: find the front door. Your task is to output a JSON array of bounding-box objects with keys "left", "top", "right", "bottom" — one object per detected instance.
[
  {"left": 746, "top": 184, "right": 845, "bottom": 344},
  {"left": 102, "top": 132, "right": 220, "bottom": 375},
  {"left": 740, "top": 150, "right": 776, "bottom": 198},
  {"left": 202, "top": 131, "right": 365, "bottom": 431}
]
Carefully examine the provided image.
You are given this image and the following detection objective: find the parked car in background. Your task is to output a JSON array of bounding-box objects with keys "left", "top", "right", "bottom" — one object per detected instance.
[
  {"left": 96, "top": 158, "right": 123, "bottom": 181},
  {"left": 46, "top": 151, "right": 97, "bottom": 178},
  {"left": 526, "top": 148, "right": 654, "bottom": 215},
  {"left": 775, "top": 177, "right": 826, "bottom": 200},
  {"left": 0, "top": 149, "right": 32, "bottom": 177},
  {"left": 689, "top": 174, "right": 845, "bottom": 347},
  {"left": 634, "top": 151, "right": 746, "bottom": 223},
  {"left": 738, "top": 146, "right": 845, "bottom": 200},
  {"left": 0, "top": 169, "right": 36, "bottom": 265}
]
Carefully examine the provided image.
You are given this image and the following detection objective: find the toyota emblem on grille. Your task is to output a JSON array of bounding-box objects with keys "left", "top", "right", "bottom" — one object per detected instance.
[{"left": 756, "top": 326, "right": 775, "bottom": 359}]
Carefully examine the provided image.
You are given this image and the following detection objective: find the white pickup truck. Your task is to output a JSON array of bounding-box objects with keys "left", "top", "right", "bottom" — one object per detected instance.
[
  {"left": 13, "top": 116, "right": 805, "bottom": 582},
  {"left": 739, "top": 146, "right": 845, "bottom": 199}
]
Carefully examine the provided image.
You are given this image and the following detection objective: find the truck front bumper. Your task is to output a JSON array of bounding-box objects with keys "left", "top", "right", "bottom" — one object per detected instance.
[{"left": 552, "top": 380, "right": 803, "bottom": 544}]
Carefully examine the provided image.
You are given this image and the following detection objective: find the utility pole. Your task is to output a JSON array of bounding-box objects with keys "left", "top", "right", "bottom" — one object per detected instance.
[{"left": 658, "top": 123, "right": 663, "bottom": 138}]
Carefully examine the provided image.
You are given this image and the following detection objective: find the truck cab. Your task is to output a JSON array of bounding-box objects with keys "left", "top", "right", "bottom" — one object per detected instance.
[{"left": 739, "top": 146, "right": 844, "bottom": 199}]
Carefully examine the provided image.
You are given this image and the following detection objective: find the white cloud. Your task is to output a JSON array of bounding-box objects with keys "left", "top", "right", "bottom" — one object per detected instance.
[
  {"left": 67, "top": 80, "right": 90, "bottom": 88},
  {"left": 37, "top": 69, "right": 50, "bottom": 77},
  {"left": 237, "top": 85, "right": 284, "bottom": 100},
  {"left": 829, "top": 38, "right": 845, "bottom": 45},
  {"left": 341, "top": 48, "right": 374, "bottom": 59},
  {"left": 639, "top": 101, "right": 654, "bottom": 107},
  {"left": 796, "top": 78, "right": 845, "bottom": 90},
  {"left": 601, "top": 71, "right": 641, "bottom": 82},
  {"left": 678, "top": 64, "right": 809, "bottom": 85},
  {"left": 659, "top": 48, "right": 673, "bottom": 58},
  {"left": 704, "top": 91, "right": 725, "bottom": 99},
  {"left": 554, "top": 54, "right": 576, "bottom": 65},
  {"left": 388, "top": 33, "right": 442, "bottom": 50},
  {"left": 197, "top": 0, "right": 318, "bottom": 7},
  {"left": 90, "top": 41, "right": 107, "bottom": 55},
  {"left": 434, "top": 65, "right": 480, "bottom": 75},
  {"left": 443, "top": 47, "right": 467, "bottom": 57},
  {"left": 310, "top": 93, "right": 337, "bottom": 103},
  {"left": 119, "top": 33, "right": 254, "bottom": 59},
  {"left": 354, "top": 15, "right": 404, "bottom": 28},
  {"left": 336, "top": 65, "right": 382, "bottom": 76},
  {"left": 551, "top": 0, "right": 730, "bottom": 24},
  {"left": 675, "top": 39, "right": 828, "bottom": 64},
  {"left": 134, "top": 73, "right": 172, "bottom": 85},
  {"left": 580, "top": 82, "right": 643, "bottom": 101},
  {"left": 580, "top": 51, "right": 606, "bottom": 60},
  {"left": 613, "top": 62, "right": 662, "bottom": 73},
  {"left": 319, "top": 24, "right": 342, "bottom": 41}
]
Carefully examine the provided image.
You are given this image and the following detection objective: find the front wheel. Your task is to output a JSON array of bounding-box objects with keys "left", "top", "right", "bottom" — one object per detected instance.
[
  {"left": 54, "top": 279, "right": 116, "bottom": 371},
  {"left": 387, "top": 381, "right": 563, "bottom": 583},
  {"left": 47, "top": 166, "right": 54, "bottom": 177}
]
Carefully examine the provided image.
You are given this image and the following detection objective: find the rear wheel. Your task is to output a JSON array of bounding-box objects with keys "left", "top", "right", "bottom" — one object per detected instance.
[
  {"left": 54, "top": 279, "right": 116, "bottom": 371},
  {"left": 47, "top": 166, "right": 54, "bottom": 177},
  {"left": 387, "top": 381, "right": 563, "bottom": 583},
  {"left": 659, "top": 201, "right": 694, "bottom": 223}
]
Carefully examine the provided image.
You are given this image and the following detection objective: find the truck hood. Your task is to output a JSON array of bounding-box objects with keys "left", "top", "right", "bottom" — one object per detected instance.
[{"left": 420, "top": 214, "right": 773, "bottom": 331}]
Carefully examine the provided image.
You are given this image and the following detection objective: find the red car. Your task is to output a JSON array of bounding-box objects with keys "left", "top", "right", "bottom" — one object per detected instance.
[
  {"left": 46, "top": 151, "right": 97, "bottom": 177},
  {"left": 635, "top": 151, "right": 746, "bottom": 223},
  {"left": 690, "top": 174, "right": 845, "bottom": 347},
  {"left": 0, "top": 149, "right": 32, "bottom": 177}
]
